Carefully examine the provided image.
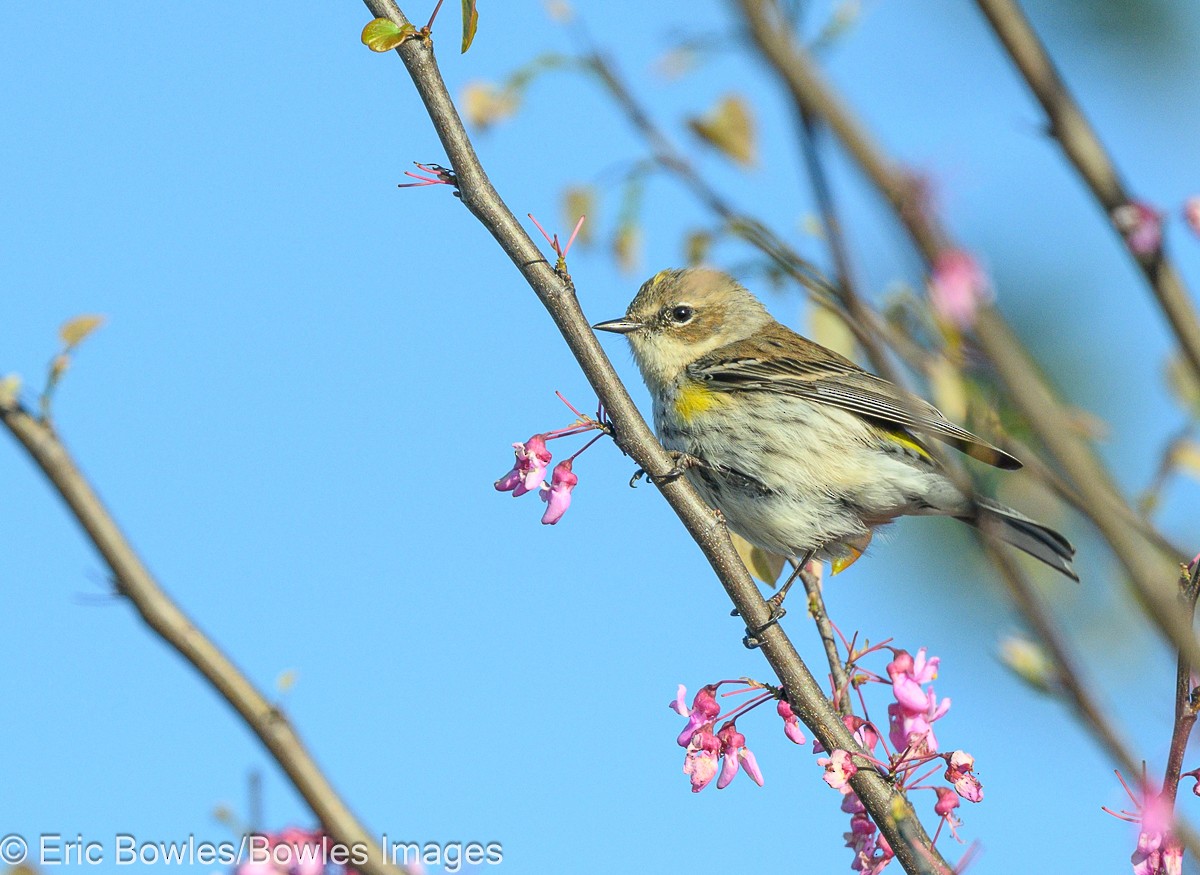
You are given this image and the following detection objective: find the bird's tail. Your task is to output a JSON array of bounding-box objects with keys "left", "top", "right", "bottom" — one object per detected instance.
[{"left": 960, "top": 498, "right": 1078, "bottom": 581}]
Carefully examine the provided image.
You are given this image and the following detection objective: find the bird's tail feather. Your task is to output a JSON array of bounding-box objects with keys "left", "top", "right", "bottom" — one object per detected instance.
[{"left": 960, "top": 498, "right": 1078, "bottom": 581}]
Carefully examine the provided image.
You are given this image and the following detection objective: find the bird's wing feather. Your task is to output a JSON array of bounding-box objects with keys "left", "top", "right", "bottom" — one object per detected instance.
[{"left": 688, "top": 354, "right": 1022, "bottom": 470}]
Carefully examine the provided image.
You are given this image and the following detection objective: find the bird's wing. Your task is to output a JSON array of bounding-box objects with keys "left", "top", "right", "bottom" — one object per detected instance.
[{"left": 688, "top": 353, "right": 1022, "bottom": 470}]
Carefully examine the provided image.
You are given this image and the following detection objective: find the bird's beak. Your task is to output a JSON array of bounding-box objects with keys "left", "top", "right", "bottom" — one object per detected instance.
[{"left": 592, "top": 316, "right": 643, "bottom": 335}]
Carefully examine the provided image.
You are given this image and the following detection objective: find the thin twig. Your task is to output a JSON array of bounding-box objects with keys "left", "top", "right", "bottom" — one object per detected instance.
[
  {"left": 0, "top": 403, "right": 406, "bottom": 875},
  {"left": 973, "top": 0, "right": 1200, "bottom": 385},
  {"left": 795, "top": 560, "right": 851, "bottom": 717},
  {"left": 361, "top": 3, "right": 951, "bottom": 872}
]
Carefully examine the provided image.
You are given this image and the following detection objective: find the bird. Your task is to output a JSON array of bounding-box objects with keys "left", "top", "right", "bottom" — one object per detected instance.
[{"left": 593, "top": 267, "right": 1077, "bottom": 582}]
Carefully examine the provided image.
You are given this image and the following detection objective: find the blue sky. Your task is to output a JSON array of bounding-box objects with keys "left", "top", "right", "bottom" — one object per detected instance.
[{"left": 4, "top": 1, "right": 1200, "bottom": 873}]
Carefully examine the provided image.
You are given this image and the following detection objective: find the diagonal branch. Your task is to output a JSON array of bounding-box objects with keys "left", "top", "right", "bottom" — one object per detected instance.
[
  {"left": 973, "top": 0, "right": 1200, "bottom": 385},
  {"left": 0, "top": 404, "right": 407, "bottom": 875},
  {"left": 361, "top": 2, "right": 951, "bottom": 871}
]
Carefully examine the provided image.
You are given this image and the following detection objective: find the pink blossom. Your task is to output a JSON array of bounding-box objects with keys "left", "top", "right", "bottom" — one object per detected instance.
[
  {"left": 777, "top": 699, "right": 806, "bottom": 745},
  {"left": 928, "top": 249, "right": 992, "bottom": 329},
  {"left": 683, "top": 728, "right": 722, "bottom": 792},
  {"left": 539, "top": 459, "right": 578, "bottom": 524},
  {"left": 944, "top": 750, "right": 983, "bottom": 802},
  {"left": 494, "top": 434, "right": 552, "bottom": 497},
  {"left": 933, "top": 785, "right": 960, "bottom": 818},
  {"left": 1112, "top": 201, "right": 1163, "bottom": 257},
  {"left": 716, "top": 721, "right": 764, "bottom": 789},
  {"left": 819, "top": 748, "right": 858, "bottom": 791},
  {"left": 672, "top": 684, "right": 721, "bottom": 747},
  {"left": 1185, "top": 197, "right": 1200, "bottom": 238}
]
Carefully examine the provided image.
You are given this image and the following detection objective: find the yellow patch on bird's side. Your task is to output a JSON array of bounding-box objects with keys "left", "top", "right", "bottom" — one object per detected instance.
[
  {"left": 673, "top": 381, "right": 725, "bottom": 423},
  {"left": 883, "top": 429, "right": 933, "bottom": 462}
]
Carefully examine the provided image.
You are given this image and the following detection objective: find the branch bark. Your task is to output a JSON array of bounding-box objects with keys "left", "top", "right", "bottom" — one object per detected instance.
[
  {"left": 973, "top": 0, "right": 1200, "bottom": 384},
  {"left": 0, "top": 405, "right": 406, "bottom": 875},
  {"left": 361, "top": 2, "right": 952, "bottom": 871}
]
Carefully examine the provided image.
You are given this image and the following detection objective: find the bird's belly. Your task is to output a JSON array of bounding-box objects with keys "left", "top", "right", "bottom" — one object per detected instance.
[{"left": 652, "top": 394, "right": 952, "bottom": 558}]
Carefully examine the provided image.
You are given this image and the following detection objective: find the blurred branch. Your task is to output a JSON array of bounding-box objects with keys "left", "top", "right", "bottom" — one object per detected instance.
[
  {"left": 361, "top": 2, "right": 951, "bottom": 871},
  {"left": 1162, "top": 562, "right": 1200, "bottom": 860},
  {"left": 732, "top": 0, "right": 1199, "bottom": 669},
  {"left": 973, "top": 0, "right": 1200, "bottom": 385},
  {"left": 0, "top": 403, "right": 406, "bottom": 875}
]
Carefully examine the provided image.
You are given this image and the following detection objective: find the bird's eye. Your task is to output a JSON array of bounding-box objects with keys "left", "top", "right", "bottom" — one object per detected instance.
[{"left": 668, "top": 305, "right": 695, "bottom": 323}]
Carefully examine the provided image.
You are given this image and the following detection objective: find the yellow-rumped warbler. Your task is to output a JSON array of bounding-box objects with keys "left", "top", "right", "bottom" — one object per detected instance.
[{"left": 594, "top": 267, "right": 1077, "bottom": 580}]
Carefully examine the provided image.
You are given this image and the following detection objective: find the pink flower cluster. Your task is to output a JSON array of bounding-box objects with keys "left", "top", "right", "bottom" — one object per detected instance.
[
  {"left": 815, "top": 645, "right": 981, "bottom": 872},
  {"left": 928, "top": 249, "right": 992, "bottom": 331},
  {"left": 670, "top": 683, "right": 806, "bottom": 793},
  {"left": 1106, "top": 772, "right": 1192, "bottom": 875},
  {"left": 233, "top": 827, "right": 359, "bottom": 875},
  {"left": 494, "top": 396, "right": 608, "bottom": 525}
]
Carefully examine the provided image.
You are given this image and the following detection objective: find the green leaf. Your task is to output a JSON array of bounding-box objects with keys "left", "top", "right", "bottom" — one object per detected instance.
[
  {"left": 460, "top": 0, "right": 479, "bottom": 53},
  {"left": 60, "top": 314, "right": 106, "bottom": 349},
  {"left": 361, "top": 17, "right": 414, "bottom": 52}
]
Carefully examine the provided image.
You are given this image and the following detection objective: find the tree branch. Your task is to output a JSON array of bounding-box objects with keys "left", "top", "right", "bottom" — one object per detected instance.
[
  {"left": 0, "top": 404, "right": 406, "bottom": 875},
  {"left": 361, "top": 2, "right": 951, "bottom": 871},
  {"left": 973, "top": 0, "right": 1200, "bottom": 385}
]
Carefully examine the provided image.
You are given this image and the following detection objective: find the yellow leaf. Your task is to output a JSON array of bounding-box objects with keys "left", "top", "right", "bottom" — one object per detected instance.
[
  {"left": 461, "top": 0, "right": 479, "bottom": 53},
  {"left": 684, "top": 231, "right": 712, "bottom": 266},
  {"left": 730, "top": 532, "right": 786, "bottom": 587},
  {"left": 809, "top": 305, "right": 856, "bottom": 361},
  {"left": 276, "top": 669, "right": 299, "bottom": 694},
  {"left": 1166, "top": 352, "right": 1200, "bottom": 418},
  {"left": 613, "top": 224, "right": 642, "bottom": 275},
  {"left": 998, "top": 635, "right": 1055, "bottom": 694},
  {"left": 60, "top": 314, "right": 106, "bottom": 348},
  {"left": 0, "top": 373, "right": 21, "bottom": 408},
  {"left": 562, "top": 186, "right": 595, "bottom": 246},
  {"left": 462, "top": 81, "right": 519, "bottom": 131},
  {"left": 1171, "top": 440, "right": 1200, "bottom": 479},
  {"left": 361, "top": 17, "right": 414, "bottom": 52},
  {"left": 928, "top": 356, "right": 967, "bottom": 425},
  {"left": 688, "top": 95, "right": 756, "bottom": 167}
]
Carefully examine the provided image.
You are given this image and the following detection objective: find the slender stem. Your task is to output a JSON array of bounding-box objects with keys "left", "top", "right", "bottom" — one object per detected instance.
[
  {"left": 796, "top": 560, "right": 851, "bottom": 717},
  {"left": 0, "top": 404, "right": 405, "bottom": 875},
  {"left": 1161, "top": 563, "right": 1200, "bottom": 861},
  {"left": 973, "top": 0, "right": 1200, "bottom": 385},
  {"left": 362, "top": 3, "right": 951, "bottom": 871}
]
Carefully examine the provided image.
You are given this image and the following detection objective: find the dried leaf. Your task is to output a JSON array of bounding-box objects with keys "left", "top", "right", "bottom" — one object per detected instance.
[
  {"left": 361, "top": 17, "right": 414, "bottom": 52},
  {"left": 462, "top": 81, "right": 519, "bottom": 131},
  {"left": 60, "top": 314, "right": 106, "bottom": 349},
  {"left": 688, "top": 95, "right": 756, "bottom": 167},
  {"left": 461, "top": 0, "right": 479, "bottom": 53},
  {"left": 684, "top": 230, "right": 712, "bottom": 266},
  {"left": 730, "top": 533, "right": 786, "bottom": 587},
  {"left": 562, "top": 186, "right": 596, "bottom": 246},
  {"left": 613, "top": 224, "right": 642, "bottom": 275},
  {"left": 1166, "top": 352, "right": 1200, "bottom": 418}
]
